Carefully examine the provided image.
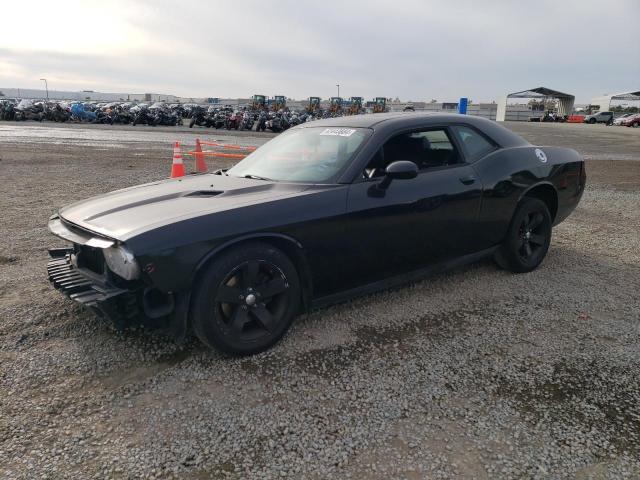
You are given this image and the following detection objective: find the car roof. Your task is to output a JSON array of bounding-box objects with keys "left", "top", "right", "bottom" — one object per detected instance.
[
  {"left": 298, "top": 112, "right": 426, "bottom": 128},
  {"left": 297, "top": 112, "right": 529, "bottom": 148}
]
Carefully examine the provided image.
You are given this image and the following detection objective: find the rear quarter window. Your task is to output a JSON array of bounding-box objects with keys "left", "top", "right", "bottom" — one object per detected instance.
[{"left": 451, "top": 125, "right": 497, "bottom": 162}]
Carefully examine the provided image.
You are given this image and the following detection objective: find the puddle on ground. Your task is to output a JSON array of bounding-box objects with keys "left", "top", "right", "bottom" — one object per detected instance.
[{"left": 0, "top": 124, "right": 270, "bottom": 150}]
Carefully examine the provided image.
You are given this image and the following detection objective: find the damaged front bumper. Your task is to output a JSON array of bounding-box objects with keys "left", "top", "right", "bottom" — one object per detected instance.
[
  {"left": 47, "top": 247, "right": 190, "bottom": 338},
  {"left": 47, "top": 247, "right": 140, "bottom": 329}
]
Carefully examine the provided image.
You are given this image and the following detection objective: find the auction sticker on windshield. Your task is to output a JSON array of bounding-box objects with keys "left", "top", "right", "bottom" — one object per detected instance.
[{"left": 320, "top": 128, "right": 356, "bottom": 137}]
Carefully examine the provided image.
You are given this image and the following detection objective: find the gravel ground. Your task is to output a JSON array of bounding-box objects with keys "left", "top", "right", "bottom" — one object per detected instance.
[{"left": 1, "top": 122, "right": 639, "bottom": 479}]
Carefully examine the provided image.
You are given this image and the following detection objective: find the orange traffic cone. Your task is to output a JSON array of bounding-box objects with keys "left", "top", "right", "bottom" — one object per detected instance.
[
  {"left": 194, "top": 138, "right": 207, "bottom": 173},
  {"left": 170, "top": 141, "right": 185, "bottom": 178}
]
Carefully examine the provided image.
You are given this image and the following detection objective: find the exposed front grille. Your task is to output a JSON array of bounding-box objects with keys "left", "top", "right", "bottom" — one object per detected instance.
[
  {"left": 77, "top": 245, "right": 105, "bottom": 274},
  {"left": 47, "top": 250, "right": 131, "bottom": 326}
]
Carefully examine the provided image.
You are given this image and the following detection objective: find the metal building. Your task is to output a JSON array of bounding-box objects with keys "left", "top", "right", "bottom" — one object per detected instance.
[
  {"left": 496, "top": 87, "right": 575, "bottom": 122},
  {"left": 590, "top": 90, "right": 640, "bottom": 111}
]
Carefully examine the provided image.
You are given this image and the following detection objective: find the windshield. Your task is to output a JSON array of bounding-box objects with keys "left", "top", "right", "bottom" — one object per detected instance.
[{"left": 227, "top": 127, "right": 370, "bottom": 183}]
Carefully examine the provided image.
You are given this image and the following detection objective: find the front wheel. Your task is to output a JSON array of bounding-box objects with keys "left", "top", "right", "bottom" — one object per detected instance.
[
  {"left": 494, "top": 198, "right": 552, "bottom": 273},
  {"left": 191, "top": 242, "right": 301, "bottom": 355}
]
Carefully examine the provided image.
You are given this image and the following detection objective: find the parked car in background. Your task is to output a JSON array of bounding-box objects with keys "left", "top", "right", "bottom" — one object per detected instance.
[
  {"left": 613, "top": 113, "right": 634, "bottom": 126},
  {"left": 583, "top": 111, "right": 614, "bottom": 125},
  {"left": 620, "top": 113, "right": 640, "bottom": 128}
]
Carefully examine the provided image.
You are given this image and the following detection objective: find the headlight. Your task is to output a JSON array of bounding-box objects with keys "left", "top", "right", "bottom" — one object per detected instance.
[{"left": 103, "top": 245, "right": 140, "bottom": 280}]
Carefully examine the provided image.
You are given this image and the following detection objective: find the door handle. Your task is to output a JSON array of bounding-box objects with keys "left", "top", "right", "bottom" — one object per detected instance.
[{"left": 459, "top": 175, "right": 476, "bottom": 185}]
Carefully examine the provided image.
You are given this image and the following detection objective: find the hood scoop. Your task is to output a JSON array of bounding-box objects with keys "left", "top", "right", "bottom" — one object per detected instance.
[{"left": 184, "top": 190, "right": 224, "bottom": 198}]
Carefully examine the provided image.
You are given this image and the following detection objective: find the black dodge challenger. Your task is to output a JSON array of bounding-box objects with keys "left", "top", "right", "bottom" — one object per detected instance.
[{"left": 48, "top": 113, "right": 585, "bottom": 354}]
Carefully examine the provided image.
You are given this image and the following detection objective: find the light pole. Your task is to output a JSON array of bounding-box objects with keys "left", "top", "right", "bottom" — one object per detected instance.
[
  {"left": 336, "top": 84, "right": 340, "bottom": 98},
  {"left": 40, "top": 78, "right": 48, "bottom": 100}
]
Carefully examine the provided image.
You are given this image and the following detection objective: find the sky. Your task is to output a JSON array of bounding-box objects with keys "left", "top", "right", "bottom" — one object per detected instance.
[{"left": 0, "top": 0, "right": 638, "bottom": 103}]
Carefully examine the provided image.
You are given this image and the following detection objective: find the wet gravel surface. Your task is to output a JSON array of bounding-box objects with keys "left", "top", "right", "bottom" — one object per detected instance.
[{"left": 1, "top": 122, "right": 639, "bottom": 479}]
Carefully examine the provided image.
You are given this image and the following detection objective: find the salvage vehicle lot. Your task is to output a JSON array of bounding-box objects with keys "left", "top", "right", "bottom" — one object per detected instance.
[{"left": 1, "top": 122, "right": 639, "bottom": 478}]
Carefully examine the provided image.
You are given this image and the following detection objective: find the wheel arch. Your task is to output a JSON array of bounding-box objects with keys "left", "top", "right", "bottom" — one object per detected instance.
[
  {"left": 192, "top": 233, "right": 314, "bottom": 313},
  {"left": 520, "top": 182, "right": 558, "bottom": 222}
]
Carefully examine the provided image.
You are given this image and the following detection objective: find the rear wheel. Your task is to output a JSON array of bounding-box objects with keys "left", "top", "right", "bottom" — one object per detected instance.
[
  {"left": 191, "top": 242, "right": 301, "bottom": 355},
  {"left": 494, "top": 198, "right": 552, "bottom": 273}
]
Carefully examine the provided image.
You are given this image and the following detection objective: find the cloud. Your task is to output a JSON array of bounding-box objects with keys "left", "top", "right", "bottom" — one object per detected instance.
[{"left": 1, "top": 0, "right": 638, "bottom": 102}]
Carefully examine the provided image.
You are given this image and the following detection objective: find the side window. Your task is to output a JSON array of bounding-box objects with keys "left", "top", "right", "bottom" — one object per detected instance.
[
  {"left": 363, "top": 128, "right": 461, "bottom": 178},
  {"left": 451, "top": 125, "right": 496, "bottom": 161}
]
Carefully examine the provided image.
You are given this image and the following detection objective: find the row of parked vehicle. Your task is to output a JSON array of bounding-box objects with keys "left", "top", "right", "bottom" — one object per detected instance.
[
  {"left": 187, "top": 105, "right": 347, "bottom": 132},
  {"left": 0, "top": 98, "right": 358, "bottom": 132},
  {"left": 583, "top": 111, "right": 640, "bottom": 127},
  {"left": 528, "top": 109, "right": 640, "bottom": 127},
  {"left": 0, "top": 99, "right": 188, "bottom": 126}
]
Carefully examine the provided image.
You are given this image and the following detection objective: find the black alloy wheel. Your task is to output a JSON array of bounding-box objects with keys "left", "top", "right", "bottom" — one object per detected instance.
[
  {"left": 191, "top": 242, "right": 301, "bottom": 355},
  {"left": 216, "top": 260, "right": 289, "bottom": 338},
  {"left": 494, "top": 197, "right": 552, "bottom": 273},
  {"left": 517, "top": 211, "right": 546, "bottom": 262}
]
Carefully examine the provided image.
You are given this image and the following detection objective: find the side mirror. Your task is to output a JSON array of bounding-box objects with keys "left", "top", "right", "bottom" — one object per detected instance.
[
  {"left": 368, "top": 160, "right": 418, "bottom": 197},
  {"left": 385, "top": 160, "right": 418, "bottom": 180}
]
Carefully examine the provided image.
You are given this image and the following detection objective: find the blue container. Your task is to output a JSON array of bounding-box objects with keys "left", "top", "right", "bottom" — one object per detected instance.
[{"left": 458, "top": 97, "right": 468, "bottom": 115}]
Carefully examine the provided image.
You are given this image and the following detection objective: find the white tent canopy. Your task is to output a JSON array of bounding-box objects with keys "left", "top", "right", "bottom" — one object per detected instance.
[
  {"left": 496, "top": 86, "right": 575, "bottom": 122},
  {"left": 590, "top": 90, "right": 640, "bottom": 111}
]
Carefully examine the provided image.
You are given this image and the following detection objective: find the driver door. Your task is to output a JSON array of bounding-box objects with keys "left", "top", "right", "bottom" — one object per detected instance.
[{"left": 339, "top": 127, "right": 483, "bottom": 290}]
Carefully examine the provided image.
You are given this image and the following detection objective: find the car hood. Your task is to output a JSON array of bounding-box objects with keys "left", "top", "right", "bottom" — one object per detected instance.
[{"left": 58, "top": 174, "right": 309, "bottom": 241}]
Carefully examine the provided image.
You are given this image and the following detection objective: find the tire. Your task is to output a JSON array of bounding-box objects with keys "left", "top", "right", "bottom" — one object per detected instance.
[
  {"left": 494, "top": 197, "right": 552, "bottom": 273},
  {"left": 589, "top": 118, "right": 596, "bottom": 124},
  {"left": 191, "top": 242, "right": 301, "bottom": 355}
]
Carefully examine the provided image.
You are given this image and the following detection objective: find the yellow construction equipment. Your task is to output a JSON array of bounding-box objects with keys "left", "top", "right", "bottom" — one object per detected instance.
[
  {"left": 251, "top": 95, "right": 266, "bottom": 111},
  {"left": 373, "top": 97, "right": 387, "bottom": 113}
]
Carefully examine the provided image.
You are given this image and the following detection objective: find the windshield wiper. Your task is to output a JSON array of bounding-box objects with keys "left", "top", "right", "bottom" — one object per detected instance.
[{"left": 243, "top": 174, "right": 274, "bottom": 181}]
